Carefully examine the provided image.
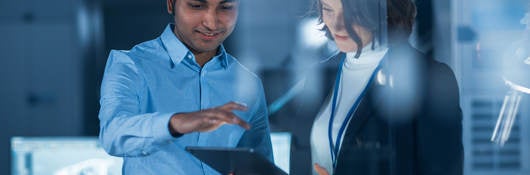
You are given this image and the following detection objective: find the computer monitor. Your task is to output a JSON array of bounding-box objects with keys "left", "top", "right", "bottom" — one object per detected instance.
[
  {"left": 11, "top": 133, "right": 291, "bottom": 175},
  {"left": 10, "top": 137, "right": 122, "bottom": 175}
]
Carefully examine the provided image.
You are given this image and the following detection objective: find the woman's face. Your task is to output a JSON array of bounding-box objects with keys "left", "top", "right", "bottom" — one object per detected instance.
[{"left": 321, "top": 0, "right": 373, "bottom": 52}]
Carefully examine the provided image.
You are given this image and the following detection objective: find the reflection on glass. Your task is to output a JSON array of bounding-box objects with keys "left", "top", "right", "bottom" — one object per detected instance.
[{"left": 491, "top": 90, "right": 522, "bottom": 146}]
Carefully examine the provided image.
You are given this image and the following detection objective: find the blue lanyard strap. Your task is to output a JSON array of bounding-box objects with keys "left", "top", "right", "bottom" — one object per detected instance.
[{"left": 328, "top": 56, "right": 382, "bottom": 167}]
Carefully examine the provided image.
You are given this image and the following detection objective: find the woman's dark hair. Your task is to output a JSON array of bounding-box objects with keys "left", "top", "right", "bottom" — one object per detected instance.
[{"left": 315, "top": 0, "right": 416, "bottom": 55}]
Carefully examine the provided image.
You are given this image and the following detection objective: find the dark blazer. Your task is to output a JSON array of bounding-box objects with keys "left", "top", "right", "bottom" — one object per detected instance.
[{"left": 296, "top": 44, "right": 463, "bottom": 175}]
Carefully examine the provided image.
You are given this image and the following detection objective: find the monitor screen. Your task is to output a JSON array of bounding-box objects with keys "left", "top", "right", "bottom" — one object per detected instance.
[{"left": 270, "top": 132, "right": 291, "bottom": 174}]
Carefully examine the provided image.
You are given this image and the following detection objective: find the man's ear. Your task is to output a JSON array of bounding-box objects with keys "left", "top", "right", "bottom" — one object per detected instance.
[{"left": 167, "top": 0, "right": 175, "bottom": 15}]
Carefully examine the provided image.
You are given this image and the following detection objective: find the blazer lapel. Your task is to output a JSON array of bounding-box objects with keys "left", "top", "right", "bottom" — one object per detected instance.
[
  {"left": 341, "top": 80, "right": 379, "bottom": 142},
  {"left": 341, "top": 54, "right": 390, "bottom": 139}
]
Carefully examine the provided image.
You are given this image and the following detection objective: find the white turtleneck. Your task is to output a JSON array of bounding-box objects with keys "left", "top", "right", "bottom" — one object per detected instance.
[{"left": 310, "top": 46, "right": 388, "bottom": 174}]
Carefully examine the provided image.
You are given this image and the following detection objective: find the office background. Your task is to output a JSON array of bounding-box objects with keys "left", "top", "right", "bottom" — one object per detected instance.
[{"left": 0, "top": 0, "right": 529, "bottom": 174}]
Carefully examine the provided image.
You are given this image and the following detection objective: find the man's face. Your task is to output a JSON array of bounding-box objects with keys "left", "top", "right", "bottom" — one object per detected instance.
[{"left": 167, "top": 0, "right": 238, "bottom": 54}]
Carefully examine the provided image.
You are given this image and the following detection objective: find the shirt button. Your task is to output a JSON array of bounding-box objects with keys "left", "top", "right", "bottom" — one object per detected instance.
[{"left": 142, "top": 151, "right": 149, "bottom": 155}]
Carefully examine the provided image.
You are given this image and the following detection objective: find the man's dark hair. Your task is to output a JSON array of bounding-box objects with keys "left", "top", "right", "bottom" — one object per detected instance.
[{"left": 315, "top": 0, "right": 416, "bottom": 55}]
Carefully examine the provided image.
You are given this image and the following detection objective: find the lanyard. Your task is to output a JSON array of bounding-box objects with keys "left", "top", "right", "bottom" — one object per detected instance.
[{"left": 328, "top": 56, "right": 382, "bottom": 167}]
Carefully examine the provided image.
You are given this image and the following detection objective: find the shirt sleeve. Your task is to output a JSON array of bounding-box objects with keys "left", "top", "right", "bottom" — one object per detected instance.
[
  {"left": 236, "top": 80, "right": 274, "bottom": 162},
  {"left": 98, "top": 50, "right": 175, "bottom": 157}
]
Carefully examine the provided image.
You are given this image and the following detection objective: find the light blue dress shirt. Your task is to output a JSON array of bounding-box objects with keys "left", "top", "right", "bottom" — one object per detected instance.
[{"left": 99, "top": 24, "right": 273, "bottom": 175}]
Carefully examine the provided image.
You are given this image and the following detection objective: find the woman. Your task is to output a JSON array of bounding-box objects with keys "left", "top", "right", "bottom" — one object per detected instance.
[{"left": 305, "top": 0, "right": 464, "bottom": 174}]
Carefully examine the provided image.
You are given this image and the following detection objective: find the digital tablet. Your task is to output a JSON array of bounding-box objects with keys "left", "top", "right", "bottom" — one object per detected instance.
[{"left": 186, "top": 146, "right": 288, "bottom": 175}]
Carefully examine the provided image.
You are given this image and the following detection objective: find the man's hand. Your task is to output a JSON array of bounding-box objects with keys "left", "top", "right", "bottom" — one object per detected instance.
[
  {"left": 169, "top": 102, "right": 251, "bottom": 135},
  {"left": 314, "top": 163, "right": 330, "bottom": 175}
]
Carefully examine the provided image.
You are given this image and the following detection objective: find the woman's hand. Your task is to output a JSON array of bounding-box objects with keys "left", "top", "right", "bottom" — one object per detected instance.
[{"left": 314, "top": 163, "right": 330, "bottom": 175}]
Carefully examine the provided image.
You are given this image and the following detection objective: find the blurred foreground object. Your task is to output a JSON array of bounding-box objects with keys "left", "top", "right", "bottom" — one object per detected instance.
[{"left": 491, "top": 12, "right": 530, "bottom": 146}]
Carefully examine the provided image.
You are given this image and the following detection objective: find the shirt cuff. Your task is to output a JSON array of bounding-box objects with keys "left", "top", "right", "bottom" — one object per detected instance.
[{"left": 151, "top": 112, "right": 178, "bottom": 142}]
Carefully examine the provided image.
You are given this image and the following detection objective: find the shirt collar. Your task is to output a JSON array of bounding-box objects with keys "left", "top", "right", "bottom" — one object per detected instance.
[
  {"left": 160, "top": 24, "right": 229, "bottom": 69},
  {"left": 216, "top": 44, "right": 229, "bottom": 68},
  {"left": 345, "top": 45, "right": 388, "bottom": 66}
]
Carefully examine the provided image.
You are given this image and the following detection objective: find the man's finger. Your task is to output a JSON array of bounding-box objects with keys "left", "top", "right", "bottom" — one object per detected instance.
[
  {"left": 216, "top": 111, "right": 251, "bottom": 130},
  {"left": 219, "top": 101, "right": 248, "bottom": 111},
  {"left": 233, "top": 117, "right": 251, "bottom": 130}
]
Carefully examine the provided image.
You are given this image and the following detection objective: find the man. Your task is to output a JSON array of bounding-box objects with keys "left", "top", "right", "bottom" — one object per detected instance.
[{"left": 98, "top": 0, "right": 273, "bottom": 174}]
